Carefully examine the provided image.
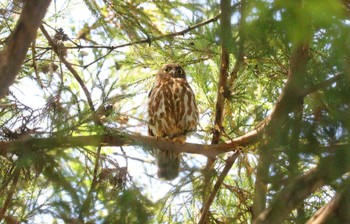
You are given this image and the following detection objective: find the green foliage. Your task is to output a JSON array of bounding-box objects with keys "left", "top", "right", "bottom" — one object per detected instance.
[{"left": 0, "top": 0, "right": 350, "bottom": 223}]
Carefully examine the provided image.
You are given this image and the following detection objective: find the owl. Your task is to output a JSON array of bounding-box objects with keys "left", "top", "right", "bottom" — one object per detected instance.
[{"left": 148, "top": 63, "right": 199, "bottom": 180}]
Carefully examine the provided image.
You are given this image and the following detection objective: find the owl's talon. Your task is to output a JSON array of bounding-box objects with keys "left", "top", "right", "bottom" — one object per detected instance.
[{"left": 172, "top": 137, "right": 186, "bottom": 144}]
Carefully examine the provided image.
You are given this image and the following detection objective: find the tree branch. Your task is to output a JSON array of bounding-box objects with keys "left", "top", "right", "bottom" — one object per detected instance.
[
  {"left": 265, "top": 44, "right": 309, "bottom": 135},
  {"left": 0, "top": 167, "right": 20, "bottom": 222},
  {"left": 0, "top": 0, "right": 51, "bottom": 99},
  {"left": 211, "top": 2, "right": 230, "bottom": 145},
  {"left": 306, "top": 178, "right": 350, "bottom": 224},
  {"left": 198, "top": 151, "right": 241, "bottom": 224},
  {"left": 229, "top": 0, "right": 246, "bottom": 83},
  {"left": 251, "top": 4, "right": 311, "bottom": 217},
  {"left": 0, "top": 131, "right": 241, "bottom": 158},
  {"left": 201, "top": 2, "right": 231, "bottom": 214},
  {"left": 40, "top": 25, "right": 101, "bottom": 125},
  {"left": 38, "top": 14, "right": 221, "bottom": 52},
  {"left": 40, "top": 25, "right": 105, "bottom": 217},
  {"left": 302, "top": 72, "right": 344, "bottom": 97},
  {"left": 253, "top": 148, "right": 350, "bottom": 224}
]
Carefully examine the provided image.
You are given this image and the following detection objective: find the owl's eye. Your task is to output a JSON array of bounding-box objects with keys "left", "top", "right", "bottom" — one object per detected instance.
[
  {"left": 164, "top": 67, "right": 171, "bottom": 72},
  {"left": 176, "top": 68, "right": 183, "bottom": 75}
]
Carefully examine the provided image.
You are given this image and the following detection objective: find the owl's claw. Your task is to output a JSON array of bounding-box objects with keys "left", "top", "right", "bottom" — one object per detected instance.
[{"left": 172, "top": 136, "right": 186, "bottom": 144}]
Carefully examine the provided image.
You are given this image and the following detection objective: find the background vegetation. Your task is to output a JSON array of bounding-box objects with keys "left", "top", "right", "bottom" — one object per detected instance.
[{"left": 0, "top": 0, "right": 350, "bottom": 223}]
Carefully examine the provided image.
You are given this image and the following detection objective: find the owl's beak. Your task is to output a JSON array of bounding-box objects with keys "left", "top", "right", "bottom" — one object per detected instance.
[{"left": 169, "top": 69, "right": 176, "bottom": 75}]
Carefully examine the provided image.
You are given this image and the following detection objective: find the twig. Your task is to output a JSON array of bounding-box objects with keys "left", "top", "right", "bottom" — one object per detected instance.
[
  {"left": 198, "top": 151, "right": 241, "bottom": 224},
  {"left": 40, "top": 25, "right": 102, "bottom": 125},
  {"left": 0, "top": 167, "right": 20, "bottom": 222},
  {"left": 36, "top": 14, "right": 221, "bottom": 52},
  {"left": 40, "top": 25, "right": 108, "bottom": 219},
  {"left": 82, "top": 49, "right": 113, "bottom": 69},
  {"left": 302, "top": 72, "right": 343, "bottom": 97},
  {"left": 38, "top": 14, "right": 220, "bottom": 69}
]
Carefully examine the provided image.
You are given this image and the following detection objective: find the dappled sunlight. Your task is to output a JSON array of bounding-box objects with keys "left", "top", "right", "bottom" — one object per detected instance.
[{"left": 0, "top": 0, "right": 350, "bottom": 223}]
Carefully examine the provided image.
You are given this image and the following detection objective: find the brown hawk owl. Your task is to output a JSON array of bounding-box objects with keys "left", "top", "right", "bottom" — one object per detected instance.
[{"left": 148, "top": 63, "right": 198, "bottom": 180}]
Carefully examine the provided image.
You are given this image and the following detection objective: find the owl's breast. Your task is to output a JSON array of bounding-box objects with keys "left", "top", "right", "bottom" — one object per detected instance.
[{"left": 148, "top": 78, "right": 198, "bottom": 138}]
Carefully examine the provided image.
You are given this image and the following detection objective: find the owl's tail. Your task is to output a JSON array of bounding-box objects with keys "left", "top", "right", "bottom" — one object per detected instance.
[{"left": 157, "top": 149, "right": 180, "bottom": 180}]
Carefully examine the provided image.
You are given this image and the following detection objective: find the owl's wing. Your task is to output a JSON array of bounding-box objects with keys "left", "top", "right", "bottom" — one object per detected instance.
[
  {"left": 148, "top": 127, "right": 154, "bottom": 136},
  {"left": 147, "top": 85, "right": 155, "bottom": 136}
]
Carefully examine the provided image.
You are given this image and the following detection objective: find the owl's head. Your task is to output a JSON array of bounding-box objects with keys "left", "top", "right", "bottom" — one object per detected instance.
[{"left": 157, "top": 63, "right": 186, "bottom": 80}]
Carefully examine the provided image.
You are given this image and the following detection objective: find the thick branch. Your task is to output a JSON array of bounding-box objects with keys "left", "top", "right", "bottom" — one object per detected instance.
[
  {"left": 252, "top": 149, "right": 269, "bottom": 219},
  {"left": 253, "top": 149, "right": 350, "bottom": 224},
  {"left": 0, "top": 131, "right": 243, "bottom": 158},
  {"left": 251, "top": 10, "right": 310, "bottom": 218},
  {"left": 265, "top": 44, "right": 309, "bottom": 135},
  {"left": 0, "top": 0, "right": 51, "bottom": 99},
  {"left": 306, "top": 178, "right": 350, "bottom": 224}
]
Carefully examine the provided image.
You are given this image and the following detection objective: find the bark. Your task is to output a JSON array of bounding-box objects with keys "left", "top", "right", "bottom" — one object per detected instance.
[
  {"left": 306, "top": 178, "right": 350, "bottom": 224},
  {"left": 252, "top": 149, "right": 269, "bottom": 219},
  {"left": 201, "top": 0, "right": 232, "bottom": 219},
  {"left": 254, "top": 149, "right": 350, "bottom": 224},
  {"left": 0, "top": 0, "right": 51, "bottom": 99}
]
